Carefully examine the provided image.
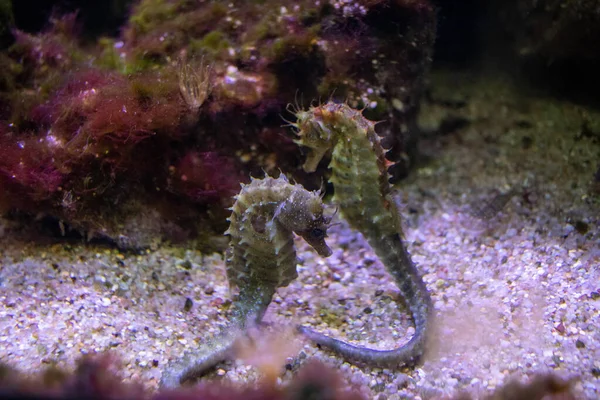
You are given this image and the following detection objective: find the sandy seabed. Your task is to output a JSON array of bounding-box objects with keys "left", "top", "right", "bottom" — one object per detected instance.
[{"left": 1, "top": 70, "right": 599, "bottom": 399}]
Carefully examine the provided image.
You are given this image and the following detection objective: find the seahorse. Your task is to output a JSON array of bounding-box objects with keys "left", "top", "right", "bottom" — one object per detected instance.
[
  {"left": 160, "top": 175, "right": 332, "bottom": 387},
  {"left": 292, "top": 102, "right": 433, "bottom": 368}
]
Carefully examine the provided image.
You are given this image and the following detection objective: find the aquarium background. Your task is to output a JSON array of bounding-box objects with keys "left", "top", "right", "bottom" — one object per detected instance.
[{"left": 0, "top": 1, "right": 598, "bottom": 399}]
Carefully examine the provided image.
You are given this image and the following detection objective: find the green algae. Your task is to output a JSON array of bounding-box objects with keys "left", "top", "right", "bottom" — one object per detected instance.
[
  {"left": 189, "top": 30, "right": 231, "bottom": 57},
  {"left": 129, "top": 0, "right": 182, "bottom": 35}
]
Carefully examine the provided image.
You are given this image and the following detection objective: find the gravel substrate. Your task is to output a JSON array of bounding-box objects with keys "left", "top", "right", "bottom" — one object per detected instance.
[{"left": 1, "top": 70, "right": 599, "bottom": 399}]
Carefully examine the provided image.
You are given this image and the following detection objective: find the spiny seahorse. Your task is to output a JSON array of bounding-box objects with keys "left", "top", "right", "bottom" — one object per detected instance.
[
  {"left": 160, "top": 175, "right": 332, "bottom": 387},
  {"left": 292, "top": 102, "right": 433, "bottom": 368}
]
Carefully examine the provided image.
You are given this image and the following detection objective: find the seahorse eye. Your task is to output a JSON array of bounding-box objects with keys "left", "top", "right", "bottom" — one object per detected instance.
[{"left": 310, "top": 227, "right": 325, "bottom": 239}]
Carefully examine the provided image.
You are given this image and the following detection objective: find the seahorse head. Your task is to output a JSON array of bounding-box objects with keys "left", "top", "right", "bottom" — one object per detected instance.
[
  {"left": 294, "top": 211, "right": 332, "bottom": 258},
  {"left": 273, "top": 184, "right": 332, "bottom": 257},
  {"left": 292, "top": 106, "right": 337, "bottom": 173}
]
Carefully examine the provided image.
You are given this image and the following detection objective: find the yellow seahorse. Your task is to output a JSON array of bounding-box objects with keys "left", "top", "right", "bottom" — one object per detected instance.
[{"left": 293, "top": 101, "right": 433, "bottom": 368}]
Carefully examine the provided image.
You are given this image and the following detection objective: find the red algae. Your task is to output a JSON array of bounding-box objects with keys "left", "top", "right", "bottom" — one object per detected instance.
[
  {"left": 10, "top": 12, "right": 84, "bottom": 81},
  {"left": 0, "top": 128, "right": 65, "bottom": 202},
  {"left": 13, "top": 67, "right": 186, "bottom": 197},
  {"left": 0, "top": 354, "right": 366, "bottom": 400},
  {"left": 168, "top": 151, "right": 244, "bottom": 206}
]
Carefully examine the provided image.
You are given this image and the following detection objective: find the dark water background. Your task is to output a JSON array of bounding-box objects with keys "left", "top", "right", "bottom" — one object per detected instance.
[{"left": 8, "top": 0, "right": 600, "bottom": 107}]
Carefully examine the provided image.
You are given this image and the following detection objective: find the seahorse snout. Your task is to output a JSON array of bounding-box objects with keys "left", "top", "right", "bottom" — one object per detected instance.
[{"left": 298, "top": 228, "right": 332, "bottom": 258}]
